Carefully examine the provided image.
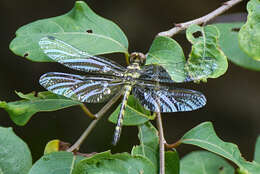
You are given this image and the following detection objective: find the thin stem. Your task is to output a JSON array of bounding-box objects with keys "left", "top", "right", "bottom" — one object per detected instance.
[
  {"left": 80, "top": 104, "right": 97, "bottom": 119},
  {"left": 157, "top": 0, "right": 243, "bottom": 37},
  {"left": 67, "top": 91, "right": 122, "bottom": 152},
  {"left": 156, "top": 111, "right": 166, "bottom": 174},
  {"left": 165, "top": 140, "right": 182, "bottom": 149}
]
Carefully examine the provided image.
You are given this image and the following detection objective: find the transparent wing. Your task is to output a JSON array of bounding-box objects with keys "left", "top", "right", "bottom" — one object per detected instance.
[
  {"left": 39, "top": 72, "right": 124, "bottom": 103},
  {"left": 39, "top": 36, "right": 126, "bottom": 76},
  {"left": 132, "top": 85, "right": 206, "bottom": 112},
  {"left": 138, "top": 64, "right": 174, "bottom": 83}
]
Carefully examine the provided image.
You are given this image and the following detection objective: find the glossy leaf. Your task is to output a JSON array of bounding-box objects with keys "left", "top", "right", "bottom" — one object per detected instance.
[
  {"left": 29, "top": 152, "right": 84, "bottom": 174},
  {"left": 0, "top": 91, "right": 81, "bottom": 126},
  {"left": 108, "top": 95, "right": 153, "bottom": 126},
  {"left": 165, "top": 150, "right": 179, "bottom": 174},
  {"left": 239, "top": 0, "right": 260, "bottom": 61},
  {"left": 181, "top": 122, "right": 260, "bottom": 174},
  {"left": 146, "top": 36, "right": 187, "bottom": 82},
  {"left": 180, "top": 151, "right": 234, "bottom": 174},
  {"left": 186, "top": 24, "right": 228, "bottom": 80},
  {"left": 73, "top": 151, "right": 156, "bottom": 174},
  {"left": 10, "top": 1, "right": 128, "bottom": 62},
  {"left": 254, "top": 136, "right": 260, "bottom": 163},
  {"left": 132, "top": 122, "right": 159, "bottom": 168},
  {"left": 215, "top": 23, "right": 260, "bottom": 71},
  {"left": 0, "top": 127, "right": 32, "bottom": 174}
]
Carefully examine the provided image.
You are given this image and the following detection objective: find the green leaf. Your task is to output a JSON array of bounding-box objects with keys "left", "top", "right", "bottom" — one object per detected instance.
[
  {"left": 0, "top": 127, "right": 32, "bottom": 174},
  {"left": 186, "top": 24, "right": 228, "bottom": 80},
  {"left": 28, "top": 152, "right": 84, "bottom": 174},
  {"left": 10, "top": 1, "right": 128, "bottom": 62},
  {"left": 180, "top": 122, "right": 260, "bottom": 174},
  {"left": 146, "top": 36, "right": 187, "bottom": 82},
  {"left": 108, "top": 95, "right": 152, "bottom": 126},
  {"left": 214, "top": 23, "right": 260, "bottom": 71},
  {"left": 165, "top": 150, "right": 179, "bottom": 174},
  {"left": 180, "top": 151, "right": 234, "bottom": 174},
  {"left": 254, "top": 136, "right": 260, "bottom": 163},
  {"left": 73, "top": 151, "right": 156, "bottom": 174},
  {"left": 0, "top": 91, "right": 81, "bottom": 126},
  {"left": 131, "top": 122, "right": 159, "bottom": 168},
  {"left": 238, "top": 0, "right": 260, "bottom": 61}
]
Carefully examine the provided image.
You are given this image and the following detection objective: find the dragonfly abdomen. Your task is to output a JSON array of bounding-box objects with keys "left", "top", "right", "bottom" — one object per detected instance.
[{"left": 112, "top": 85, "right": 132, "bottom": 145}]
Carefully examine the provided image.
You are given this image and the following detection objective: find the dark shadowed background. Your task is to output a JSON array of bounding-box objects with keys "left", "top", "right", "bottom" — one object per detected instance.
[{"left": 1, "top": 0, "right": 259, "bottom": 161}]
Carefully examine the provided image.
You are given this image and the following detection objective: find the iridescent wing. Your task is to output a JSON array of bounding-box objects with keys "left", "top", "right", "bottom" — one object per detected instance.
[
  {"left": 138, "top": 64, "right": 174, "bottom": 83},
  {"left": 39, "top": 36, "right": 126, "bottom": 76},
  {"left": 39, "top": 72, "right": 124, "bottom": 103},
  {"left": 132, "top": 85, "right": 206, "bottom": 112},
  {"left": 143, "top": 59, "right": 218, "bottom": 83}
]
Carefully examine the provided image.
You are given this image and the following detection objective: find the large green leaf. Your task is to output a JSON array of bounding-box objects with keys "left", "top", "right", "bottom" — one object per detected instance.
[
  {"left": 165, "top": 150, "right": 179, "bottom": 174},
  {"left": 73, "top": 151, "right": 156, "bottom": 174},
  {"left": 186, "top": 25, "right": 228, "bottom": 80},
  {"left": 0, "top": 127, "right": 32, "bottom": 174},
  {"left": 0, "top": 91, "right": 81, "bottom": 126},
  {"left": 180, "top": 122, "right": 260, "bottom": 174},
  {"left": 10, "top": 1, "right": 128, "bottom": 62},
  {"left": 146, "top": 36, "right": 187, "bottom": 82},
  {"left": 108, "top": 95, "right": 152, "bottom": 126},
  {"left": 214, "top": 23, "right": 260, "bottom": 71},
  {"left": 180, "top": 151, "right": 234, "bottom": 174},
  {"left": 131, "top": 122, "right": 159, "bottom": 169},
  {"left": 254, "top": 136, "right": 260, "bottom": 163},
  {"left": 28, "top": 152, "right": 84, "bottom": 174},
  {"left": 238, "top": 0, "right": 260, "bottom": 61}
]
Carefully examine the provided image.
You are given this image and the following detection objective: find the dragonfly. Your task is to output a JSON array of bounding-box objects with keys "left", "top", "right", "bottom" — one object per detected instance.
[{"left": 39, "top": 36, "right": 207, "bottom": 145}]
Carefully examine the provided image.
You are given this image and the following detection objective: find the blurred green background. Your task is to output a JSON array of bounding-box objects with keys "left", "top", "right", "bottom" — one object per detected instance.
[{"left": 1, "top": 0, "right": 259, "bottom": 162}]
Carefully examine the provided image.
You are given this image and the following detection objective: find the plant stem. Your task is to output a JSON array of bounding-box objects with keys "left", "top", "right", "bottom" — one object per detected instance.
[
  {"left": 157, "top": 0, "right": 243, "bottom": 37},
  {"left": 67, "top": 91, "right": 122, "bottom": 152},
  {"left": 156, "top": 111, "right": 166, "bottom": 174},
  {"left": 80, "top": 104, "right": 97, "bottom": 119}
]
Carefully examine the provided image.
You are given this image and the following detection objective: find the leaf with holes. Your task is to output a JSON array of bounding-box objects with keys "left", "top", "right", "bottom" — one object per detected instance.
[
  {"left": 180, "top": 122, "right": 260, "bottom": 174},
  {"left": 72, "top": 151, "right": 156, "bottom": 174},
  {"left": 9, "top": 1, "right": 128, "bottom": 62},
  {"left": 186, "top": 24, "right": 228, "bottom": 81},
  {"left": 0, "top": 91, "right": 81, "bottom": 126},
  {"left": 0, "top": 127, "right": 32, "bottom": 174},
  {"left": 214, "top": 23, "right": 260, "bottom": 71},
  {"left": 108, "top": 95, "right": 153, "bottom": 126},
  {"left": 180, "top": 151, "right": 234, "bottom": 174},
  {"left": 239, "top": 0, "right": 260, "bottom": 61},
  {"left": 28, "top": 152, "right": 84, "bottom": 174}
]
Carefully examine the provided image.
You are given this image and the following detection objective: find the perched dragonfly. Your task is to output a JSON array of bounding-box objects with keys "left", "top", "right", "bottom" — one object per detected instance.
[{"left": 39, "top": 36, "right": 206, "bottom": 145}]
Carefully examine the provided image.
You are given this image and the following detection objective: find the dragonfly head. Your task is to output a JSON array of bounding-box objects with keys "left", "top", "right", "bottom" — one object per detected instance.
[{"left": 129, "top": 52, "right": 146, "bottom": 66}]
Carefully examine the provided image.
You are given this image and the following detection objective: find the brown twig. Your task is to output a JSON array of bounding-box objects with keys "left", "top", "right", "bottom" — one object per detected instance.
[
  {"left": 156, "top": 111, "right": 166, "bottom": 174},
  {"left": 157, "top": 0, "right": 243, "bottom": 37},
  {"left": 165, "top": 140, "right": 182, "bottom": 149},
  {"left": 67, "top": 91, "right": 122, "bottom": 152}
]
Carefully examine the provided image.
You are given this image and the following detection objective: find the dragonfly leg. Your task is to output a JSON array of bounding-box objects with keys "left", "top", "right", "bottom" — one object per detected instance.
[{"left": 112, "top": 85, "right": 132, "bottom": 145}]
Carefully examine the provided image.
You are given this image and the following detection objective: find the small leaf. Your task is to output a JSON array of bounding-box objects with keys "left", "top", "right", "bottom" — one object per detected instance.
[
  {"left": 165, "top": 150, "right": 179, "bottom": 174},
  {"left": 132, "top": 122, "right": 159, "bottom": 168},
  {"left": 254, "top": 136, "right": 260, "bottom": 163},
  {"left": 180, "top": 151, "right": 234, "bottom": 174},
  {"left": 0, "top": 91, "right": 81, "bottom": 126},
  {"left": 215, "top": 23, "right": 260, "bottom": 71},
  {"left": 0, "top": 127, "right": 32, "bottom": 174},
  {"left": 146, "top": 36, "right": 187, "bottom": 82},
  {"left": 44, "top": 140, "right": 60, "bottom": 154},
  {"left": 238, "top": 0, "right": 260, "bottom": 61},
  {"left": 73, "top": 151, "right": 156, "bottom": 174},
  {"left": 10, "top": 1, "right": 128, "bottom": 62},
  {"left": 108, "top": 95, "right": 152, "bottom": 126},
  {"left": 180, "top": 122, "right": 260, "bottom": 174},
  {"left": 28, "top": 152, "right": 84, "bottom": 174},
  {"left": 186, "top": 24, "right": 228, "bottom": 80}
]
